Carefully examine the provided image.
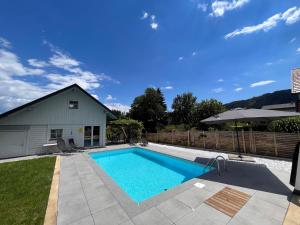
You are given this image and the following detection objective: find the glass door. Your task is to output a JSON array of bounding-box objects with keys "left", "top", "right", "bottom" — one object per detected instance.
[
  {"left": 93, "top": 126, "right": 100, "bottom": 146},
  {"left": 84, "top": 126, "right": 92, "bottom": 147}
]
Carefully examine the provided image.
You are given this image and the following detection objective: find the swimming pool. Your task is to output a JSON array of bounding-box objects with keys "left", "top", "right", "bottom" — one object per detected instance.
[{"left": 90, "top": 147, "right": 212, "bottom": 203}]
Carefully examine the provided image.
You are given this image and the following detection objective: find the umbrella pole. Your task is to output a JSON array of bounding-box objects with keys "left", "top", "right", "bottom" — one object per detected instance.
[{"left": 235, "top": 121, "right": 242, "bottom": 158}]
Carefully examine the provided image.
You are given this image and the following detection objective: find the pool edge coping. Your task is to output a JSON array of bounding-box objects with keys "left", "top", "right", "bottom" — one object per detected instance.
[{"left": 84, "top": 146, "right": 216, "bottom": 218}]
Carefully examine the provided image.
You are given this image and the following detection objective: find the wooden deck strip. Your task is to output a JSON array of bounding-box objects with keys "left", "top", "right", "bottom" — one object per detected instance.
[
  {"left": 283, "top": 195, "right": 300, "bottom": 225},
  {"left": 205, "top": 187, "right": 251, "bottom": 217},
  {"left": 44, "top": 156, "right": 61, "bottom": 225}
]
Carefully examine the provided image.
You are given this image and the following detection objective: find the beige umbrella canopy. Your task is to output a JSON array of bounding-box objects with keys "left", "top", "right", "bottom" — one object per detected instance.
[{"left": 201, "top": 108, "right": 300, "bottom": 157}]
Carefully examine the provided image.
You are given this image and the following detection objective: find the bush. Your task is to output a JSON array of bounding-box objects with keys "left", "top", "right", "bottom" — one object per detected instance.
[
  {"left": 268, "top": 117, "right": 300, "bottom": 133},
  {"left": 107, "top": 119, "right": 144, "bottom": 143}
]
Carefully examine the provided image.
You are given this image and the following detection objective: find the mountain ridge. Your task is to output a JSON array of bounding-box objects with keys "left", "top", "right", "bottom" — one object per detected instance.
[{"left": 225, "top": 89, "right": 297, "bottom": 109}]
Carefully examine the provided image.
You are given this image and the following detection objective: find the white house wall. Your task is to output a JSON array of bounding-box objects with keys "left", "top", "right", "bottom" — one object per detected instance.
[
  {"left": 0, "top": 87, "right": 108, "bottom": 155},
  {"left": 0, "top": 87, "right": 107, "bottom": 126}
]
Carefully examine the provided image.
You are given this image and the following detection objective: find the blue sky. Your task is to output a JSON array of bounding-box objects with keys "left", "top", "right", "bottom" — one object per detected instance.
[{"left": 0, "top": 0, "right": 300, "bottom": 112}]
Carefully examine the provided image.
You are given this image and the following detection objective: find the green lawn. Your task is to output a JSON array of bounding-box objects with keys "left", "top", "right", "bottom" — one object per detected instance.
[{"left": 0, "top": 157, "right": 56, "bottom": 225}]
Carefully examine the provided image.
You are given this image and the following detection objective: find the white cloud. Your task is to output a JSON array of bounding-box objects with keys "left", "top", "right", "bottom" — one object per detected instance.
[
  {"left": 225, "top": 6, "right": 300, "bottom": 39},
  {"left": 105, "top": 103, "right": 131, "bottom": 113},
  {"left": 178, "top": 56, "right": 184, "bottom": 61},
  {"left": 142, "top": 12, "right": 159, "bottom": 30},
  {"left": 161, "top": 86, "right": 173, "bottom": 90},
  {"left": 297, "top": 48, "right": 300, "bottom": 53},
  {"left": 234, "top": 87, "right": 243, "bottom": 92},
  {"left": 0, "top": 49, "right": 44, "bottom": 77},
  {"left": 212, "top": 87, "right": 224, "bottom": 93},
  {"left": 106, "top": 94, "right": 116, "bottom": 101},
  {"left": 0, "top": 39, "right": 119, "bottom": 112},
  {"left": 28, "top": 58, "right": 49, "bottom": 68},
  {"left": 290, "top": 37, "right": 296, "bottom": 43},
  {"left": 210, "top": 0, "right": 249, "bottom": 17},
  {"left": 49, "top": 50, "right": 80, "bottom": 70},
  {"left": 150, "top": 22, "right": 158, "bottom": 30},
  {"left": 217, "top": 78, "right": 224, "bottom": 82},
  {"left": 250, "top": 80, "right": 275, "bottom": 87},
  {"left": 192, "top": 51, "right": 197, "bottom": 56},
  {"left": 141, "top": 11, "right": 149, "bottom": 20},
  {"left": 197, "top": 3, "right": 208, "bottom": 12},
  {"left": 282, "top": 7, "right": 300, "bottom": 25},
  {"left": 91, "top": 94, "right": 99, "bottom": 100},
  {"left": 0, "top": 37, "right": 11, "bottom": 48}
]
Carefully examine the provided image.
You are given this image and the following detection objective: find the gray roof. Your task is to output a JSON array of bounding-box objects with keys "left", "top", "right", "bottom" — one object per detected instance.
[
  {"left": 201, "top": 108, "right": 300, "bottom": 124},
  {"left": 261, "top": 102, "right": 295, "bottom": 110}
]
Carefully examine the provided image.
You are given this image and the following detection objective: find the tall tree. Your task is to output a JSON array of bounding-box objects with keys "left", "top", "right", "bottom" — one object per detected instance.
[
  {"left": 129, "top": 88, "right": 167, "bottom": 132},
  {"left": 192, "top": 99, "right": 225, "bottom": 129},
  {"left": 171, "top": 92, "right": 197, "bottom": 126}
]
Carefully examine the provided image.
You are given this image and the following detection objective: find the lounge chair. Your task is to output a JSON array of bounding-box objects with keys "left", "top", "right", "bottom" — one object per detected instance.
[
  {"left": 57, "top": 138, "right": 75, "bottom": 153},
  {"left": 129, "top": 138, "right": 137, "bottom": 145},
  {"left": 69, "top": 138, "right": 85, "bottom": 151},
  {"left": 140, "top": 138, "right": 148, "bottom": 146}
]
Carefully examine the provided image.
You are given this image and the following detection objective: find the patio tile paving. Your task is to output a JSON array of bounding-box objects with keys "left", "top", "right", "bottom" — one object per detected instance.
[
  {"left": 57, "top": 195, "right": 91, "bottom": 225},
  {"left": 131, "top": 207, "right": 173, "bottom": 225},
  {"left": 57, "top": 144, "right": 293, "bottom": 225},
  {"left": 174, "top": 186, "right": 215, "bottom": 209},
  {"left": 119, "top": 220, "right": 135, "bottom": 225},
  {"left": 156, "top": 198, "right": 193, "bottom": 222},
  {"left": 68, "top": 215, "right": 95, "bottom": 225},
  {"left": 92, "top": 204, "right": 129, "bottom": 225},
  {"left": 175, "top": 203, "right": 231, "bottom": 225}
]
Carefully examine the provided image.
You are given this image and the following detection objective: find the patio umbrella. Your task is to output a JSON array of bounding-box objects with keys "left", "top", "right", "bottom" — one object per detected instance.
[{"left": 201, "top": 108, "right": 300, "bottom": 158}]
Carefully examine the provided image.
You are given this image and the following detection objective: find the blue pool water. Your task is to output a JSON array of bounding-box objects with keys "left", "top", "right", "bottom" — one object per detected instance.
[{"left": 90, "top": 147, "right": 212, "bottom": 203}]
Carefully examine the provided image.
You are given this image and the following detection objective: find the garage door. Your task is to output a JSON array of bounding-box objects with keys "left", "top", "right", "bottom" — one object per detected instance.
[{"left": 0, "top": 131, "right": 27, "bottom": 158}]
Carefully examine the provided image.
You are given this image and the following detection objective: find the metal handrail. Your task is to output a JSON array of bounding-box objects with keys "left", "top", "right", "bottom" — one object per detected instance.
[{"left": 204, "top": 155, "right": 227, "bottom": 176}]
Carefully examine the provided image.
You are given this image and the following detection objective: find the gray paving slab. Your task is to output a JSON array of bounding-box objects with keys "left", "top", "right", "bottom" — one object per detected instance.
[
  {"left": 131, "top": 207, "right": 173, "bottom": 225},
  {"left": 57, "top": 195, "right": 91, "bottom": 225},
  {"left": 119, "top": 220, "right": 135, "bottom": 225},
  {"left": 57, "top": 144, "right": 292, "bottom": 225},
  {"left": 236, "top": 196, "right": 288, "bottom": 223},
  {"left": 92, "top": 204, "right": 129, "bottom": 225},
  {"left": 175, "top": 203, "right": 231, "bottom": 225},
  {"left": 253, "top": 190, "right": 291, "bottom": 209},
  {"left": 86, "top": 189, "right": 118, "bottom": 213},
  {"left": 157, "top": 198, "right": 193, "bottom": 223},
  {"left": 174, "top": 186, "right": 214, "bottom": 209},
  {"left": 68, "top": 215, "right": 95, "bottom": 225},
  {"left": 228, "top": 210, "right": 282, "bottom": 225}
]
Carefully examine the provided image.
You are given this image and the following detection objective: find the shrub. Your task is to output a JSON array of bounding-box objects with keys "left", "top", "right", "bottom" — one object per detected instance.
[
  {"left": 107, "top": 119, "right": 144, "bottom": 143},
  {"left": 268, "top": 117, "right": 300, "bottom": 133}
]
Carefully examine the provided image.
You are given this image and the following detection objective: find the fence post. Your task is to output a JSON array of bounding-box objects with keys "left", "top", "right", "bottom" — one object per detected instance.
[
  {"left": 156, "top": 130, "right": 159, "bottom": 143},
  {"left": 252, "top": 129, "right": 256, "bottom": 154},
  {"left": 203, "top": 131, "right": 206, "bottom": 149},
  {"left": 242, "top": 129, "right": 246, "bottom": 153},
  {"left": 273, "top": 132, "right": 278, "bottom": 157},
  {"left": 232, "top": 131, "right": 235, "bottom": 151},
  {"left": 187, "top": 130, "right": 190, "bottom": 146},
  {"left": 171, "top": 130, "right": 174, "bottom": 144},
  {"left": 215, "top": 130, "right": 218, "bottom": 149}
]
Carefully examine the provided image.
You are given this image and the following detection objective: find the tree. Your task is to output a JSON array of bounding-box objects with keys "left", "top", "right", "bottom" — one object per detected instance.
[
  {"left": 129, "top": 88, "right": 167, "bottom": 132},
  {"left": 106, "top": 119, "right": 144, "bottom": 143},
  {"left": 171, "top": 92, "right": 197, "bottom": 126},
  {"left": 110, "top": 109, "right": 128, "bottom": 119},
  {"left": 192, "top": 99, "right": 225, "bottom": 129}
]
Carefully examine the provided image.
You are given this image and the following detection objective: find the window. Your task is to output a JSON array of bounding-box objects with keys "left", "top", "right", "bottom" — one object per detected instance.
[
  {"left": 69, "top": 100, "right": 78, "bottom": 109},
  {"left": 50, "top": 129, "right": 63, "bottom": 140}
]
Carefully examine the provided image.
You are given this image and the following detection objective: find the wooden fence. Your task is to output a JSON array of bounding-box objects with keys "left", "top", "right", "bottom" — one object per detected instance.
[{"left": 146, "top": 130, "right": 299, "bottom": 159}]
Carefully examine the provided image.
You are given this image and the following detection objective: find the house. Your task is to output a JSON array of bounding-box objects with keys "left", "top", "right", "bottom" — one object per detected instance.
[
  {"left": 261, "top": 102, "right": 296, "bottom": 112},
  {"left": 0, "top": 84, "right": 116, "bottom": 159}
]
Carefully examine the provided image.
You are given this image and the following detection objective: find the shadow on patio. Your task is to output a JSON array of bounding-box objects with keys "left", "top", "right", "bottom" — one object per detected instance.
[{"left": 194, "top": 157, "right": 292, "bottom": 200}]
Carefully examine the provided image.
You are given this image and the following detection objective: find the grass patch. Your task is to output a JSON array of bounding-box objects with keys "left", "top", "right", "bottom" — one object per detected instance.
[{"left": 0, "top": 157, "right": 56, "bottom": 225}]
